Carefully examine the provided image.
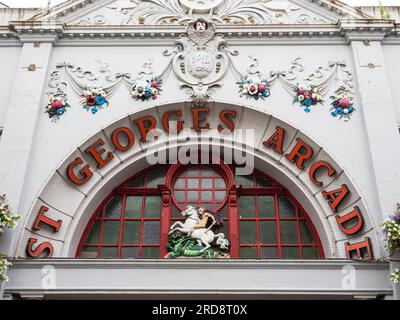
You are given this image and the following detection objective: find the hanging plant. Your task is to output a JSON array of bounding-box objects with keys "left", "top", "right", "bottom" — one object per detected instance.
[
  {"left": 45, "top": 95, "right": 71, "bottom": 122},
  {"left": 330, "top": 87, "right": 355, "bottom": 121},
  {"left": 0, "top": 195, "right": 20, "bottom": 235},
  {"left": 381, "top": 211, "right": 400, "bottom": 254},
  {"left": 131, "top": 78, "right": 162, "bottom": 101},
  {"left": 80, "top": 87, "right": 109, "bottom": 114},
  {"left": 293, "top": 85, "right": 323, "bottom": 113},
  {"left": 0, "top": 254, "right": 12, "bottom": 282},
  {"left": 237, "top": 77, "right": 271, "bottom": 100},
  {"left": 0, "top": 195, "right": 20, "bottom": 282},
  {"left": 389, "top": 269, "right": 400, "bottom": 284}
]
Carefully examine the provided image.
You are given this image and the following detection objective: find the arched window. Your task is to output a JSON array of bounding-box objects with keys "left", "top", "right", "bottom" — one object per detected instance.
[{"left": 77, "top": 162, "right": 324, "bottom": 259}]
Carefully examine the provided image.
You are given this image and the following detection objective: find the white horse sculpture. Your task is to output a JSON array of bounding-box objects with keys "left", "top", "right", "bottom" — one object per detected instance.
[{"left": 169, "top": 206, "right": 230, "bottom": 252}]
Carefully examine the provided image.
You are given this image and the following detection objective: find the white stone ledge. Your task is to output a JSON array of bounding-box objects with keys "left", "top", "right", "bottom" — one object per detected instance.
[{"left": 4, "top": 259, "right": 393, "bottom": 299}]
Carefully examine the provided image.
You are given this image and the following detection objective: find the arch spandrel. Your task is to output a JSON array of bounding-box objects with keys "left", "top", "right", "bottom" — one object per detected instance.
[{"left": 16, "top": 102, "right": 381, "bottom": 260}]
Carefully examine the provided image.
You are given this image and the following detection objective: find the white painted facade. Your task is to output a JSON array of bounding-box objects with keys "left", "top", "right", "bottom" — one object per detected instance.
[{"left": 0, "top": 0, "right": 399, "bottom": 299}]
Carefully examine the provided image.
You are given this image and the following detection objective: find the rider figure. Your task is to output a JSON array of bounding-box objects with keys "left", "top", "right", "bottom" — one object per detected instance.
[{"left": 189, "top": 207, "right": 216, "bottom": 236}]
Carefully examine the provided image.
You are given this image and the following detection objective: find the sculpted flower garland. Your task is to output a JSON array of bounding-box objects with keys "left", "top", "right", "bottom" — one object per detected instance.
[
  {"left": 45, "top": 95, "right": 71, "bottom": 122},
  {"left": 293, "top": 85, "right": 323, "bottom": 113},
  {"left": 131, "top": 78, "right": 162, "bottom": 101},
  {"left": 330, "top": 87, "right": 355, "bottom": 121},
  {"left": 0, "top": 195, "right": 20, "bottom": 282},
  {"left": 80, "top": 87, "right": 109, "bottom": 114},
  {"left": 237, "top": 77, "right": 271, "bottom": 100}
]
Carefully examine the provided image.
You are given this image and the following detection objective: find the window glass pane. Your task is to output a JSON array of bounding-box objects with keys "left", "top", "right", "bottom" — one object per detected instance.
[
  {"left": 281, "top": 247, "right": 299, "bottom": 259},
  {"left": 102, "top": 221, "right": 120, "bottom": 244},
  {"left": 174, "top": 178, "right": 185, "bottom": 189},
  {"left": 280, "top": 221, "right": 299, "bottom": 244},
  {"left": 201, "top": 178, "right": 213, "bottom": 188},
  {"left": 188, "top": 191, "right": 199, "bottom": 201},
  {"left": 174, "top": 191, "right": 185, "bottom": 201},
  {"left": 143, "top": 221, "right": 160, "bottom": 244},
  {"left": 199, "top": 167, "right": 213, "bottom": 177},
  {"left": 144, "top": 196, "right": 161, "bottom": 218},
  {"left": 300, "top": 221, "right": 316, "bottom": 244},
  {"left": 146, "top": 166, "right": 167, "bottom": 187},
  {"left": 104, "top": 196, "right": 122, "bottom": 218},
  {"left": 239, "top": 221, "right": 257, "bottom": 244},
  {"left": 125, "top": 196, "right": 142, "bottom": 218},
  {"left": 240, "top": 247, "right": 258, "bottom": 259},
  {"left": 123, "top": 221, "right": 141, "bottom": 244},
  {"left": 172, "top": 205, "right": 183, "bottom": 218},
  {"left": 215, "top": 179, "right": 226, "bottom": 188},
  {"left": 258, "top": 196, "right": 275, "bottom": 218},
  {"left": 302, "top": 247, "right": 320, "bottom": 259},
  {"left": 238, "top": 196, "right": 255, "bottom": 218},
  {"left": 121, "top": 247, "right": 140, "bottom": 258},
  {"left": 85, "top": 221, "right": 100, "bottom": 244},
  {"left": 142, "top": 247, "right": 160, "bottom": 258},
  {"left": 187, "top": 167, "right": 199, "bottom": 176},
  {"left": 278, "top": 195, "right": 296, "bottom": 218},
  {"left": 215, "top": 191, "right": 226, "bottom": 201},
  {"left": 127, "top": 175, "right": 144, "bottom": 187},
  {"left": 100, "top": 247, "right": 118, "bottom": 258},
  {"left": 80, "top": 247, "right": 98, "bottom": 258},
  {"left": 259, "top": 221, "right": 277, "bottom": 244},
  {"left": 201, "top": 191, "right": 212, "bottom": 201},
  {"left": 187, "top": 179, "right": 199, "bottom": 188},
  {"left": 256, "top": 175, "right": 273, "bottom": 187},
  {"left": 260, "top": 247, "right": 278, "bottom": 259},
  {"left": 235, "top": 174, "right": 254, "bottom": 188}
]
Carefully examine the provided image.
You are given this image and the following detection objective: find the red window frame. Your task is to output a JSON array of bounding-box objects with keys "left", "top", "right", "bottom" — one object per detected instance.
[{"left": 76, "top": 162, "right": 324, "bottom": 259}]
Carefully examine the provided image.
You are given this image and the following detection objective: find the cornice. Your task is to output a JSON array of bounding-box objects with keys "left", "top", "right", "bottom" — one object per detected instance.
[{"left": 0, "top": 19, "right": 397, "bottom": 45}]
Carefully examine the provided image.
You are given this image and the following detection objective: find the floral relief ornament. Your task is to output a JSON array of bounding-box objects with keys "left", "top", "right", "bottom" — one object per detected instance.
[
  {"left": 237, "top": 77, "right": 271, "bottom": 100},
  {"left": 293, "top": 84, "right": 323, "bottom": 113},
  {"left": 80, "top": 87, "right": 109, "bottom": 114},
  {"left": 45, "top": 93, "right": 71, "bottom": 122},
  {"left": 330, "top": 86, "right": 355, "bottom": 121},
  {"left": 131, "top": 77, "right": 162, "bottom": 101}
]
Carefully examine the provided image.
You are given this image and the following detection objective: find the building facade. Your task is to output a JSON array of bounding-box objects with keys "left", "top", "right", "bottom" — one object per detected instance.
[{"left": 0, "top": 0, "right": 399, "bottom": 299}]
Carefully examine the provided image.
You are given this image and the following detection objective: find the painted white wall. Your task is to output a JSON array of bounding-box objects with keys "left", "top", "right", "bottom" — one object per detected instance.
[
  {"left": 382, "top": 45, "right": 400, "bottom": 126},
  {"left": 0, "top": 47, "right": 21, "bottom": 128}
]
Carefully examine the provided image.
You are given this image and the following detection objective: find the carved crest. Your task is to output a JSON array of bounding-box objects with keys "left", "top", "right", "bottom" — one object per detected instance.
[{"left": 163, "top": 18, "right": 238, "bottom": 102}]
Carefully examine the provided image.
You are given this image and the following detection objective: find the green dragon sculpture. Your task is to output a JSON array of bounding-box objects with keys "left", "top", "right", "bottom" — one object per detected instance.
[{"left": 166, "top": 231, "right": 228, "bottom": 259}]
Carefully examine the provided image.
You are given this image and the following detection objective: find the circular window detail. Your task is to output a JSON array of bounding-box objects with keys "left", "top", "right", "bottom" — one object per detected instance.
[{"left": 172, "top": 165, "right": 227, "bottom": 211}]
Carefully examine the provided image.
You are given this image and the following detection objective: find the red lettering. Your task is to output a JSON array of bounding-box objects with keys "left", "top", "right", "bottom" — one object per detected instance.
[
  {"left": 67, "top": 158, "right": 93, "bottom": 185},
  {"left": 285, "top": 138, "right": 314, "bottom": 170},
  {"left": 162, "top": 110, "right": 184, "bottom": 133},
  {"left": 335, "top": 206, "right": 364, "bottom": 235},
  {"left": 26, "top": 238, "right": 54, "bottom": 258},
  {"left": 135, "top": 116, "right": 157, "bottom": 142},
  {"left": 263, "top": 127, "right": 285, "bottom": 154},
  {"left": 85, "top": 139, "right": 114, "bottom": 169},
  {"left": 345, "top": 238, "right": 373, "bottom": 260},
  {"left": 322, "top": 184, "right": 349, "bottom": 213},
  {"left": 192, "top": 108, "right": 210, "bottom": 132},
  {"left": 111, "top": 127, "right": 135, "bottom": 152},
  {"left": 218, "top": 110, "right": 236, "bottom": 132},
  {"left": 309, "top": 161, "right": 336, "bottom": 187},
  {"left": 33, "top": 206, "right": 62, "bottom": 232}
]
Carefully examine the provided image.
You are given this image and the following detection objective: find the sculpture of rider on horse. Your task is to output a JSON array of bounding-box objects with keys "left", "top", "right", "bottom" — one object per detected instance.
[{"left": 167, "top": 206, "right": 229, "bottom": 258}]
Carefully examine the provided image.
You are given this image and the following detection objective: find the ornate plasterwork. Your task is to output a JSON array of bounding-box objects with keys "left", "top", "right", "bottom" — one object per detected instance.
[{"left": 75, "top": 0, "right": 329, "bottom": 26}]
